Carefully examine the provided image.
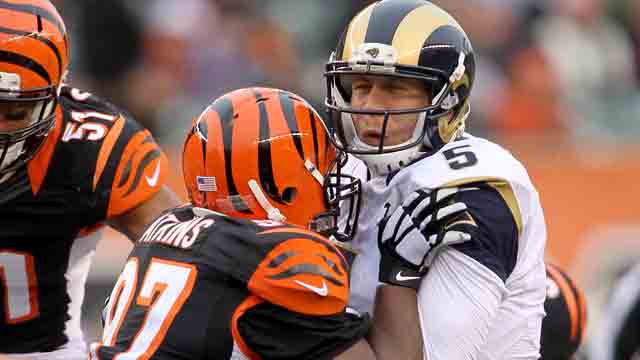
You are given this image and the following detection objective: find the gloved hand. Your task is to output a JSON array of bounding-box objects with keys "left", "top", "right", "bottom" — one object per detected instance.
[{"left": 377, "top": 187, "right": 475, "bottom": 289}]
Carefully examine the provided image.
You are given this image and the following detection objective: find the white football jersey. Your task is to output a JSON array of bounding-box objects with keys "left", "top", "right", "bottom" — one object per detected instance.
[{"left": 343, "top": 134, "right": 547, "bottom": 359}]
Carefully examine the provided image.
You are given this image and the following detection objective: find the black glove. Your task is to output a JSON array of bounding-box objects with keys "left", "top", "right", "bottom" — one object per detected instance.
[{"left": 377, "top": 187, "right": 475, "bottom": 289}]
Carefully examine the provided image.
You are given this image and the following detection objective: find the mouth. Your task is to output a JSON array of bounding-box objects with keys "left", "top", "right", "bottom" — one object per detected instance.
[{"left": 359, "top": 129, "right": 383, "bottom": 145}]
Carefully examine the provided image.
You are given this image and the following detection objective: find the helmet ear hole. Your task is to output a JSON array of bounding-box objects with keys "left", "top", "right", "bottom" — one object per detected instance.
[{"left": 282, "top": 187, "right": 297, "bottom": 204}]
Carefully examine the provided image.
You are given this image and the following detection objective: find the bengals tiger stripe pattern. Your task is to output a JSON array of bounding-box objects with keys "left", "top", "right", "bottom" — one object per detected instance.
[
  {"left": 0, "top": 0, "right": 69, "bottom": 89},
  {"left": 248, "top": 227, "right": 350, "bottom": 316},
  {"left": 182, "top": 87, "right": 335, "bottom": 228}
]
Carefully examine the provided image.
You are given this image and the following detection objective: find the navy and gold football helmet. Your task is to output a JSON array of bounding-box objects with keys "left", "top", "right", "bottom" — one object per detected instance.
[{"left": 325, "top": 0, "right": 475, "bottom": 175}]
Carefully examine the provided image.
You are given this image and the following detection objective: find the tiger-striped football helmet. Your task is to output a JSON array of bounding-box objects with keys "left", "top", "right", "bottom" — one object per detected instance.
[
  {"left": 183, "top": 87, "right": 361, "bottom": 242},
  {"left": 325, "top": 0, "right": 475, "bottom": 176},
  {"left": 0, "top": 0, "right": 69, "bottom": 175},
  {"left": 542, "top": 262, "right": 587, "bottom": 359}
]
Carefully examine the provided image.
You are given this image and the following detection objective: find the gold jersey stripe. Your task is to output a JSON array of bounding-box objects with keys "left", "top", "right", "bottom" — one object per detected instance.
[
  {"left": 442, "top": 177, "right": 523, "bottom": 235},
  {"left": 488, "top": 181, "right": 523, "bottom": 236}
]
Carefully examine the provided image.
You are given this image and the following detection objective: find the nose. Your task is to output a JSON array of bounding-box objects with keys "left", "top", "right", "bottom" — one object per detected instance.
[{"left": 354, "top": 84, "right": 390, "bottom": 128}]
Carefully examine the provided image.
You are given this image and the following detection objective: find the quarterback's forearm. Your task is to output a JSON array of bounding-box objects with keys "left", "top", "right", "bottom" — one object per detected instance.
[
  {"left": 418, "top": 250, "right": 505, "bottom": 359},
  {"left": 368, "top": 285, "right": 423, "bottom": 360},
  {"left": 334, "top": 285, "right": 423, "bottom": 360}
]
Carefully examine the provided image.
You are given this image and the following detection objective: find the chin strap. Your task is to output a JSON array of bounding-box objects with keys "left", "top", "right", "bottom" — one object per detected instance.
[
  {"left": 248, "top": 179, "right": 286, "bottom": 222},
  {"left": 358, "top": 145, "right": 425, "bottom": 178},
  {"left": 247, "top": 159, "right": 325, "bottom": 223},
  {"left": 304, "top": 159, "right": 325, "bottom": 185},
  {"left": 432, "top": 51, "right": 467, "bottom": 107}
]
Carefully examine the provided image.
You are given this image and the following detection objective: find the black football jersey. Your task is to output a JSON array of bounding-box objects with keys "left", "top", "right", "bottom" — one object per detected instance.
[
  {"left": 91, "top": 206, "right": 370, "bottom": 360},
  {"left": 0, "top": 86, "right": 168, "bottom": 353}
]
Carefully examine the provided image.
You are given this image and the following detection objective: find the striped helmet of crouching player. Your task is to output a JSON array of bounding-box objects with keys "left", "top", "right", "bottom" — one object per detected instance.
[{"left": 182, "top": 87, "right": 361, "bottom": 244}]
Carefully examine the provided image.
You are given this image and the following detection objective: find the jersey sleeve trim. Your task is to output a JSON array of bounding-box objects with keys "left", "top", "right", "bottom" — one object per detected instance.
[
  {"left": 231, "top": 295, "right": 264, "bottom": 360},
  {"left": 487, "top": 181, "right": 523, "bottom": 236},
  {"left": 93, "top": 116, "right": 125, "bottom": 191},
  {"left": 442, "top": 176, "right": 523, "bottom": 235}
]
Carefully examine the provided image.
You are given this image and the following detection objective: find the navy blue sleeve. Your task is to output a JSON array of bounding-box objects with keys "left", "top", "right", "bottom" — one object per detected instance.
[{"left": 449, "top": 184, "right": 519, "bottom": 282}]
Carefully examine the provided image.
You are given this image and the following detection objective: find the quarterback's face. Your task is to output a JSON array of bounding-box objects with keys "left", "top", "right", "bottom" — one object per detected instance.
[
  {"left": 0, "top": 101, "right": 35, "bottom": 132},
  {"left": 348, "top": 74, "right": 430, "bottom": 146}
]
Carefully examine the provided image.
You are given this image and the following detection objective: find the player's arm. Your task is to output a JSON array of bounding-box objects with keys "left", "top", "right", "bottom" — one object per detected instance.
[
  {"left": 367, "top": 285, "right": 423, "bottom": 359},
  {"left": 209, "top": 224, "right": 420, "bottom": 360},
  {"left": 421, "top": 183, "right": 522, "bottom": 359},
  {"left": 107, "top": 185, "right": 180, "bottom": 240},
  {"left": 376, "top": 183, "right": 521, "bottom": 358},
  {"left": 338, "top": 188, "right": 477, "bottom": 360},
  {"left": 334, "top": 285, "right": 423, "bottom": 360},
  {"left": 94, "top": 113, "right": 180, "bottom": 241}
]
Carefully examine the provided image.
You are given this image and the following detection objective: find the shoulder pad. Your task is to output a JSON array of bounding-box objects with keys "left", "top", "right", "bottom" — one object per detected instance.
[
  {"left": 58, "top": 85, "right": 121, "bottom": 117},
  {"left": 248, "top": 227, "right": 350, "bottom": 316},
  {"left": 198, "top": 219, "right": 350, "bottom": 316}
]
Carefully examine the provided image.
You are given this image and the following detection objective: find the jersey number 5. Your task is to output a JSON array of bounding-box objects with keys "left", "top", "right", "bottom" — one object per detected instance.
[
  {"left": 95, "top": 257, "right": 197, "bottom": 359},
  {"left": 443, "top": 145, "right": 478, "bottom": 170}
]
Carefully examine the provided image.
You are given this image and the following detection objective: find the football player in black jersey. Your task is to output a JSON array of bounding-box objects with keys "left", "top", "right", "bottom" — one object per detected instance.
[
  {"left": 91, "top": 87, "right": 425, "bottom": 359},
  {"left": 0, "top": 1, "right": 179, "bottom": 358}
]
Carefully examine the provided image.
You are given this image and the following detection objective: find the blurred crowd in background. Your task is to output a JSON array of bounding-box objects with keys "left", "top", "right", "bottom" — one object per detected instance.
[
  {"left": 49, "top": 0, "right": 640, "bottom": 356},
  {"left": 53, "top": 0, "right": 640, "bottom": 147}
]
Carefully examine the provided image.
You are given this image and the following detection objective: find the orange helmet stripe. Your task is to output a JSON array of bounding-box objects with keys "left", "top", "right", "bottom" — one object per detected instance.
[
  {"left": 276, "top": 90, "right": 304, "bottom": 159},
  {"left": 0, "top": 0, "right": 68, "bottom": 85},
  {"left": 0, "top": 26, "right": 63, "bottom": 81},
  {"left": 182, "top": 121, "right": 208, "bottom": 207},
  {"left": 0, "top": 1, "right": 66, "bottom": 37},
  {"left": 212, "top": 94, "right": 253, "bottom": 214},
  {"left": 0, "top": 50, "right": 50, "bottom": 84},
  {"left": 256, "top": 88, "right": 288, "bottom": 204},
  {"left": 254, "top": 89, "right": 330, "bottom": 208}
]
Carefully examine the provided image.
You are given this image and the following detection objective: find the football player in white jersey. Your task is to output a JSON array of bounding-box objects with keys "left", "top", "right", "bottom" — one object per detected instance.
[{"left": 324, "top": 0, "right": 547, "bottom": 358}]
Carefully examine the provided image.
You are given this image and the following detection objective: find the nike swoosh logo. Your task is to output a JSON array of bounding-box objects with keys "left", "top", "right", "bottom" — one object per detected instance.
[
  {"left": 145, "top": 161, "right": 161, "bottom": 187},
  {"left": 395, "top": 271, "right": 421, "bottom": 282},
  {"left": 294, "top": 279, "right": 328, "bottom": 297}
]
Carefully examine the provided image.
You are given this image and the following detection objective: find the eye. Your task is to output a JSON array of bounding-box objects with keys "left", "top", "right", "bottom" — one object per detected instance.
[
  {"left": 351, "top": 80, "right": 371, "bottom": 92},
  {"left": 4, "top": 109, "right": 28, "bottom": 121},
  {"left": 388, "top": 81, "right": 410, "bottom": 93},
  {"left": 5, "top": 110, "right": 27, "bottom": 120}
]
